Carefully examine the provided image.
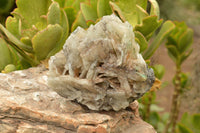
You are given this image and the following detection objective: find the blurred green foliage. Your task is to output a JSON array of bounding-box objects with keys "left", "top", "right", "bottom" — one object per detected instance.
[
  {"left": 177, "top": 113, "right": 200, "bottom": 133},
  {"left": 0, "top": 0, "right": 175, "bottom": 73}
]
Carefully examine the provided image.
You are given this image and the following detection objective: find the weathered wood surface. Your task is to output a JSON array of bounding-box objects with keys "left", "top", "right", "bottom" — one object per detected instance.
[{"left": 0, "top": 66, "right": 156, "bottom": 133}]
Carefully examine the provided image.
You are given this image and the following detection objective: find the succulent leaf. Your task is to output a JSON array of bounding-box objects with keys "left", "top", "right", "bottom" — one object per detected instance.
[
  {"left": 178, "top": 123, "right": 193, "bottom": 133},
  {"left": 71, "top": 11, "right": 88, "bottom": 32},
  {"left": 179, "top": 49, "right": 192, "bottom": 65},
  {"left": 166, "top": 45, "right": 178, "bottom": 62},
  {"left": 15, "top": 0, "right": 51, "bottom": 29},
  {"left": 5, "top": 16, "right": 21, "bottom": 39},
  {"left": 47, "top": 2, "right": 61, "bottom": 25},
  {"left": 0, "top": 38, "right": 12, "bottom": 71},
  {"left": 81, "top": 3, "right": 98, "bottom": 22},
  {"left": 20, "top": 37, "right": 32, "bottom": 47},
  {"left": 32, "top": 24, "right": 63, "bottom": 60},
  {"left": 178, "top": 28, "right": 193, "bottom": 53},
  {"left": 134, "top": 31, "right": 148, "bottom": 52},
  {"left": 136, "top": 0, "right": 147, "bottom": 10},
  {"left": 47, "top": 9, "right": 69, "bottom": 58},
  {"left": 97, "top": 0, "right": 112, "bottom": 18},
  {"left": 0, "top": 24, "right": 33, "bottom": 53},
  {"left": 64, "top": 7, "right": 76, "bottom": 30},
  {"left": 152, "top": 64, "right": 165, "bottom": 80},
  {"left": 2, "top": 64, "right": 16, "bottom": 73},
  {"left": 149, "top": 0, "right": 160, "bottom": 18},
  {"left": 143, "top": 20, "right": 175, "bottom": 59},
  {"left": 134, "top": 16, "right": 163, "bottom": 40}
]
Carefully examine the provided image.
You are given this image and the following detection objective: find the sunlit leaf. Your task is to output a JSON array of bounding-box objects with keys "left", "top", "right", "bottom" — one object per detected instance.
[
  {"left": 97, "top": 0, "right": 112, "bottom": 18},
  {"left": 0, "top": 24, "right": 33, "bottom": 53},
  {"left": 110, "top": 0, "right": 149, "bottom": 26},
  {"left": 136, "top": 0, "right": 147, "bottom": 10},
  {"left": 2, "top": 64, "right": 16, "bottom": 73},
  {"left": 149, "top": 0, "right": 160, "bottom": 18},
  {"left": 134, "top": 16, "right": 162, "bottom": 40},
  {"left": 0, "top": 38, "right": 12, "bottom": 71},
  {"left": 20, "top": 36, "right": 32, "bottom": 47},
  {"left": 32, "top": 24, "right": 63, "bottom": 60},
  {"left": 134, "top": 31, "right": 148, "bottom": 52},
  {"left": 47, "top": 2, "right": 61, "bottom": 25},
  {"left": 5, "top": 16, "right": 21, "bottom": 39},
  {"left": 16, "top": 0, "right": 51, "bottom": 28},
  {"left": 47, "top": 9, "right": 69, "bottom": 58},
  {"left": 71, "top": 11, "right": 88, "bottom": 32},
  {"left": 81, "top": 3, "right": 98, "bottom": 22},
  {"left": 143, "top": 20, "right": 175, "bottom": 59}
]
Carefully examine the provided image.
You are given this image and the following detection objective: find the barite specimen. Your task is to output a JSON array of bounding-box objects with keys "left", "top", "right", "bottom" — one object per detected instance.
[{"left": 48, "top": 14, "right": 155, "bottom": 111}]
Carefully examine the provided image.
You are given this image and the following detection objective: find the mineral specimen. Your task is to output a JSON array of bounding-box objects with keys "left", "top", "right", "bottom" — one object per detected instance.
[{"left": 48, "top": 14, "right": 155, "bottom": 111}]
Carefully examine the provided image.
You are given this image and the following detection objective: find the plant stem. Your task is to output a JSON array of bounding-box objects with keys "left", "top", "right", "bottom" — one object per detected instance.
[{"left": 164, "top": 67, "right": 181, "bottom": 133}]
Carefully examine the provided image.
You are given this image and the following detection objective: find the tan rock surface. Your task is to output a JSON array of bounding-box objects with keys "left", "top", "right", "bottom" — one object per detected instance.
[{"left": 0, "top": 66, "right": 156, "bottom": 133}]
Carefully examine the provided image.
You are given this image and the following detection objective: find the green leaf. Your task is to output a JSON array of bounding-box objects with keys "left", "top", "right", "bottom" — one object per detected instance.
[
  {"left": 178, "top": 123, "right": 193, "bottom": 133},
  {"left": 5, "top": 16, "right": 21, "bottom": 39},
  {"left": 110, "top": 0, "right": 148, "bottom": 27},
  {"left": 47, "top": 2, "right": 61, "bottom": 25},
  {"left": 47, "top": 9, "right": 69, "bottom": 58},
  {"left": 134, "top": 31, "right": 148, "bottom": 52},
  {"left": 0, "top": 24, "right": 33, "bottom": 53},
  {"left": 86, "top": 20, "right": 95, "bottom": 26},
  {"left": 54, "top": 0, "right": 65, "bottom": 8},
  {"left": 64, "top": 7, "right": 76, "bottom": 30},
  {"left": 149, "top": 112, "right": 160, "bottom": 127},
  {"left": 150, "top": 104, "right": 164, "bottom": 112},
  {"left": 149, "top": 0, "right": 160, "bottom": 18},
  {"left": 32, "top": 24, "right": 63, "bottom": 60},
  {"left": 134, "top": 16, "right": 163, "bottom": 40},
  {"left": 192, "top": 114, "right": 200, "bottom": 130},
  {"left": 179, "top": 73, "right": 189, "bottom": 89},
  {"left": 0, "top": 38, "right": 12, "bottom": 71},
  {"left": 136, "top": 5, "right": 149, "bottom": 24},
  {"left": 179, "top": 49, "right": 192, "bottom": 65},
  {"left": 71, "top": 0, "right": 87, "bottom": 12},
  {"left": 90, "top": 0, "right": 98, "bottom": 12},
  {"left": 143, "top": 20, "right": 175, "bottom": 59},
  {"left": 136, "top": 0, "right": 147, "bottom": 10},
  {"left": 2, "top": 64, "right": 16, "bottom": 73},
  {"left": 97, "top": 0, "right": 112, "bottom": 18},
  {"left": 20, "top": 37, "right": 32, "bottom": 47},
  {"left": 81, "top": 3, "right": 98, "bottom": 22},
  {"left": 152, "top": 64, "right": 165, "bottom": 80},
  {"left": 16, "top": 0, "right": 52, "bottom": 29},
  {"left": 109, "top": 1, "right": 125, "bottom": 20},
  {"left": 178, "top": 28, "right": 193, "bottom": 53},
  {"left": 71, "top": 11, "right": 88, "bottom": 32},
  {"left": 167, "top": 45, "right": 178, "bottom": 59}
]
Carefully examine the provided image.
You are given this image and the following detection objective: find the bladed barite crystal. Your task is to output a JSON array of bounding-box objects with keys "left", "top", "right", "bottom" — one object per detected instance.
[{"left": 48, "top": 14, "right": 155, "bottom": 111}]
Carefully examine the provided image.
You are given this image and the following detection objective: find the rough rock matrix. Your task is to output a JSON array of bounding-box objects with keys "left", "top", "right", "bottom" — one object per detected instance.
[
  {"left": 0, "top": 66, "right": 156, "bottom": 133},
  {"left": 48, "top": 14, "right": 155, "bottom": 111}
]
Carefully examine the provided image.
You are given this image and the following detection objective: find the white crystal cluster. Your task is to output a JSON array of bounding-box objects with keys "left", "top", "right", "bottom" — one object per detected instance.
[{"left": 48, "top": 15, "right": 155, "bottom": 111}]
